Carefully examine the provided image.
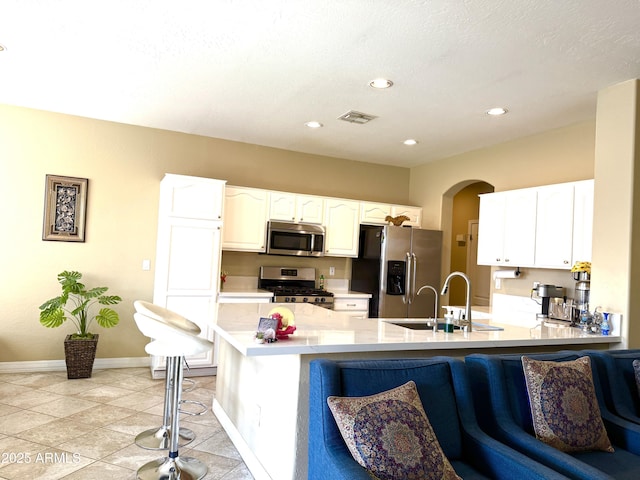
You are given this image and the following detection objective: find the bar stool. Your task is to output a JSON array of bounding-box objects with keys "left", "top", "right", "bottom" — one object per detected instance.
[
  {"left": 133, "top": 307, "right": 213, "bottom": 480},
  {"left": 133, "top": 300, "right": 201, "bottom": 450}
]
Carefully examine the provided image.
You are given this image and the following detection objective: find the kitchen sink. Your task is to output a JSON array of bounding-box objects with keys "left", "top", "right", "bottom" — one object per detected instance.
[{"left": 389, "top": 320, "right": 504, "bottom": 332}]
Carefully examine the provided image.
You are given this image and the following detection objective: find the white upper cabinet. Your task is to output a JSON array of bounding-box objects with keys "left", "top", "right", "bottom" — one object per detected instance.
[
  {"left": 360, "top": 202, "right": 391, "bottom": 224},
  {"left": 477, "top": 180, "right": 594, "bottom": 269},
  {"left": 391, "top": 205, "right": 422, "bottom": 227},
  {"left": 535, "top": 184, "right": 574, "bottom": 268},
  {"left": 269, "top": 192, "right": 324, "bottom": 224},
  {"left": 324, "top": 199, "right": 360, "bottom": 257},
  {"left": 572, "top": 179, "right": 595, "bottom": 264},
  {"left": 222, "top": 186, "right": 269, "bottom": 252},
  {"left": 477, "top": 189, "right": 537, "bottom": 266},
  {"left": 160, "top": 174, "right": 225, "bottom": 220},
  {"left": 360, "top": 202, "right": 422, "bottom": 227}
]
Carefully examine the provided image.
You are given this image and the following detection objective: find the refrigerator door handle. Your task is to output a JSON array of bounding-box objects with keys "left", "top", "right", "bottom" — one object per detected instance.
[
  {"left": 404, "top": 252, "right": 411, "bottom": 304},
  {"left": 411, "top": 253, "right": 417, "bottom": 304}
]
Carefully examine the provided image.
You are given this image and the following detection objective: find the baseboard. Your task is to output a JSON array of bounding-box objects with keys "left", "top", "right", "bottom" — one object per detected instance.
[
  {"left": 0, "top": 357, "right": 150, "bottom": 373},
  {"left": 212, "top": 399, "right": 270, "bottom": 480}
]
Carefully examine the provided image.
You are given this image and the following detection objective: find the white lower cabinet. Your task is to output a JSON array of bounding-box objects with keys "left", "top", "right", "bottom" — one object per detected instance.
[
  {"left": 333, "top": 297, "right": 369, "bottom": 319},
  {"left": 333, "top": 294, "right": 369, "bottom": 318},
  {"left": 151, "top": 175, "right": 225, "bottom": 378}
]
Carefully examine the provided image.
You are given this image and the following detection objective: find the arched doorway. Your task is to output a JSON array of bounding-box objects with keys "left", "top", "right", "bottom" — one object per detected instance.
[{"left": 446, "top": 181, "right": 494, "bottom": 306}]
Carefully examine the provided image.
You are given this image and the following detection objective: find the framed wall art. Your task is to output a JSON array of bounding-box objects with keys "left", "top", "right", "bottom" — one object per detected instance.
[{"left": 42, "top": 174, "right": 88, "bottom": 242}]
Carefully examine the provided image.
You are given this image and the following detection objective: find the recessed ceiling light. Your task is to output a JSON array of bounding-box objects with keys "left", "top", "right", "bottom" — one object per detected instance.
[
  {"left": 403, "top": 139, "right": 418, "bottom": 146},
  {"left": 486, "top": 107, "right": 508, "bottom": 116},
  {"left": 369, "top": 78, "right": 393, "bottom": 89},
  {"left": 304, "top": 121, "right": 323, "bottom": 128}
]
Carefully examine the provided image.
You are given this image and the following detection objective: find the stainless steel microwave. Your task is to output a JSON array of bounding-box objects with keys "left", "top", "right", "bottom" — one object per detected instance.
[{"left": 266, "top": 221, "right": 325, "bottom": 257}]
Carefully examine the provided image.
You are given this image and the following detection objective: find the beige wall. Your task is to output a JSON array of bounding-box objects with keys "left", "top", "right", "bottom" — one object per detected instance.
[
  {"left": 0, "top": 104, "right": 410, "bottom": 362},
  {"left": 591, "top": 80, "right": 640, "bottom": 348}
]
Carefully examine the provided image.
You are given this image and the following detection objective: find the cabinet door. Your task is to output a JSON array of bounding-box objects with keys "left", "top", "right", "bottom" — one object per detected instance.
[
  {"left": 153, "top": 216, "right": 221, "bottom": 369},
  {"left": 160, "top": 174, "right": 225, "bottom": 220},
  {"left": 222, "top": 186, "right": 269, "bottom": 252},
  {"left": 360, "top": 202, "right": 392, "bottom": 224},
  {"left": 391, "top": 205, "right": 422, "bottom": 227},
  {"left": 297, "top": 195, "right": 324, "bottom": 224},
  {"left": 269, "top": 192, "right": 297, "bottom": 222},
  {"left": 535, "top": 184, "right": 574, "bottom": 268},
  {"left": 477, "top": 193, "right": 506, "bottom": 265},
  {"left": 502, "top": 189, "right": 537, "bottom": 266},
  {"left": 324, "top": 199, "right": 360, "bottom": 257},
  {"left": 477, "top": 189, "right": 536, "bottom": 266},
  {"left": 572, "top": 180, "right": 594, "bottom": 264}
]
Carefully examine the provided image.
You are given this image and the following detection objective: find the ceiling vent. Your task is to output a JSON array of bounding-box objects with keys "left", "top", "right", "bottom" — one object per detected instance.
[{"left": 338, "top": 110, "right": 377, "bottom": 124}]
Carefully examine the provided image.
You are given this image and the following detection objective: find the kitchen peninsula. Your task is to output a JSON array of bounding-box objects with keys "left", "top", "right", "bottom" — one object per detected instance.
[{"left": 212, "top": 302, "right": 620, "bottom": 480}]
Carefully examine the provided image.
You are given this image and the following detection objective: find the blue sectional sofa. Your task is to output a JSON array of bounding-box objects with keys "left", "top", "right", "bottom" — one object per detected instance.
[
  {"left": 308, "top": 357, "right": 570, "bottom": 480},
  {"left": 585, "top": 349, "right": 640, "bottom": 425},
  {"left": 465, "top": 351, "right": 640, "bottom": 480}
]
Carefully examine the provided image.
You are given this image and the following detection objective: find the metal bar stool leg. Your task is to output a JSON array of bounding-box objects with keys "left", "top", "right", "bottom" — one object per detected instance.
[
  {"left": 137, "top": 356, "right": 208, "bottom": 480},
  {"left": 135, "top": 357, "right": 196, "bottom": 450}
]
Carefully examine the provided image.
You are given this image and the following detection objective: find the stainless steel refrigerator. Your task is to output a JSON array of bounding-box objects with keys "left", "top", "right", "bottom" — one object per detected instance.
[{"left": 351, "top": 225, "right": 442, "bottom": 318}]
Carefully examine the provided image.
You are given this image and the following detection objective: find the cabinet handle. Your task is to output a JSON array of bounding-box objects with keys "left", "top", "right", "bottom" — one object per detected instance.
[
  {"left": 496, "top": 258, "right": 501, "bottom": 262},
  {"left": 505, "top": 259, "right": 509, "bottom": 262},
  {"left": 347, "top": 303, "right": 356, "bottom": 307},
  {"left": 564, "top": 260, "right": 569, "bottom": 264}
]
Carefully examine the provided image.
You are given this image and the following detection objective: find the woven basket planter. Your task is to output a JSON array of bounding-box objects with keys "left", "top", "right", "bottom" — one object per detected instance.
[{"left": 64, "top": 334, "right": 99, "bottom": 379}]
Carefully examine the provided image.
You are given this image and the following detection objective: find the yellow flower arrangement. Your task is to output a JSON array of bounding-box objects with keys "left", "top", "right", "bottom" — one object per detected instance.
[{"left": 571, "top": 261, "right": 591, "bottom": 274}]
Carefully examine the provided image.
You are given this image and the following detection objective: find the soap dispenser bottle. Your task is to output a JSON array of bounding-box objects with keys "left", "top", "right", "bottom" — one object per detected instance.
[{"left": 443, "top": 307, "right": 454, "bottom": 333}]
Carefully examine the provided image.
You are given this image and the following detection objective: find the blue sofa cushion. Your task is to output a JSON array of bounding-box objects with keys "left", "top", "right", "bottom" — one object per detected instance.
[
  {"left": 633, "top": 359, "right": 640, "bottom": 399},
  {"left": 522, "top": 356, "right": 613, "bottom": 453},
  {"left": 327, "top": 380, "right": 461, "bottom": 480}
]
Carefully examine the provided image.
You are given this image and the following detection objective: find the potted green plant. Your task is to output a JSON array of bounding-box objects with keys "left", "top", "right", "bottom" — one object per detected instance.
[{"left": 39, "top": 270, "right": 122, "bottom": 379}]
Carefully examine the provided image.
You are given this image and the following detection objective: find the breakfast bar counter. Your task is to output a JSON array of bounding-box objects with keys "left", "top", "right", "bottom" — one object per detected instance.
[{"left": 211, "top": 303, "right": 620, "bottom": 480}]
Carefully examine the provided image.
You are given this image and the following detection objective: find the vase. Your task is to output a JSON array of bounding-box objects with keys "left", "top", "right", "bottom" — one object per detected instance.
[{"left": 64, "top": 334, "right": 99, "bottom": 379}]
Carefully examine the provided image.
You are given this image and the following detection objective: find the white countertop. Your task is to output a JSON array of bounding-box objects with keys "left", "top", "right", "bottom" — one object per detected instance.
[
  {"left": 213, "top": 303, "right": 620, "bottom": 357},
  {"left": 217, "top": 288, "right": 273, "bottom": 298},
  {"left": 329, "top": 290, "right": 372, "bottom": 299}
]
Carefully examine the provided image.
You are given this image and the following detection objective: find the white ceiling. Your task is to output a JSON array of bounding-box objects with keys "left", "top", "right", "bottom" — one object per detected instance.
[{"left": 1, "top": 0, "right": 639, "bottom": 168}]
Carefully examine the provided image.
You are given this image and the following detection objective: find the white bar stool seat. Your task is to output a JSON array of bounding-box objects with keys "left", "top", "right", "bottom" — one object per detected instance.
[
  {"left": 133, "top": 300, "right": 201, "bottom": 450},
  {"left": 133, "top": 302, "right": 213, "bottom": 480}
]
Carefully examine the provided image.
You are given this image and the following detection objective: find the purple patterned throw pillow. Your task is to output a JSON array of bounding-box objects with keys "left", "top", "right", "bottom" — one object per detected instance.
[
  {"left": 633, "top": 359, "right": 640, "bottom": 399},
  {"left": 522, "top": 356, "right": 613, "bottom": 453},
  {"left": 327, "top": 381, "right": 461, "bottom": 480}
]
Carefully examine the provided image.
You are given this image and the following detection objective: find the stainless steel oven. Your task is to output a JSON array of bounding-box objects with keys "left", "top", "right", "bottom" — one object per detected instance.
[
  {"left": 258, "top": 266, "right": 334, "bottom": 309},
  {"left": 266, "top": 221, "right": 325, "bottom": 257}
]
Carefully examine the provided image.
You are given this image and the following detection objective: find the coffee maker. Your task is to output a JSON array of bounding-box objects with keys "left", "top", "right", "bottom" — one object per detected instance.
[
  {"left": 573, "top": 271, "right": 590, "bottom": 311},
  {"left": 532, "top": 283, "right": 566, "bottom": 318}
]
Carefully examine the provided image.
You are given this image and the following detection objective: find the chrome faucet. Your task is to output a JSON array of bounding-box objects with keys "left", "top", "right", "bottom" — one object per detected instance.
[
  {"left": 416, "top": 285, "right": 439, "bottom": 320},
  {"left": 441, "top": 271, "right": 472, "bottom": 332}
]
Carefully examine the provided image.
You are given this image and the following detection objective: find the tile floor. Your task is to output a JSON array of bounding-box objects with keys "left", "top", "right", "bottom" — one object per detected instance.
[{"left": 0, "top": 367, "right": 254, "bottom": 480}]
